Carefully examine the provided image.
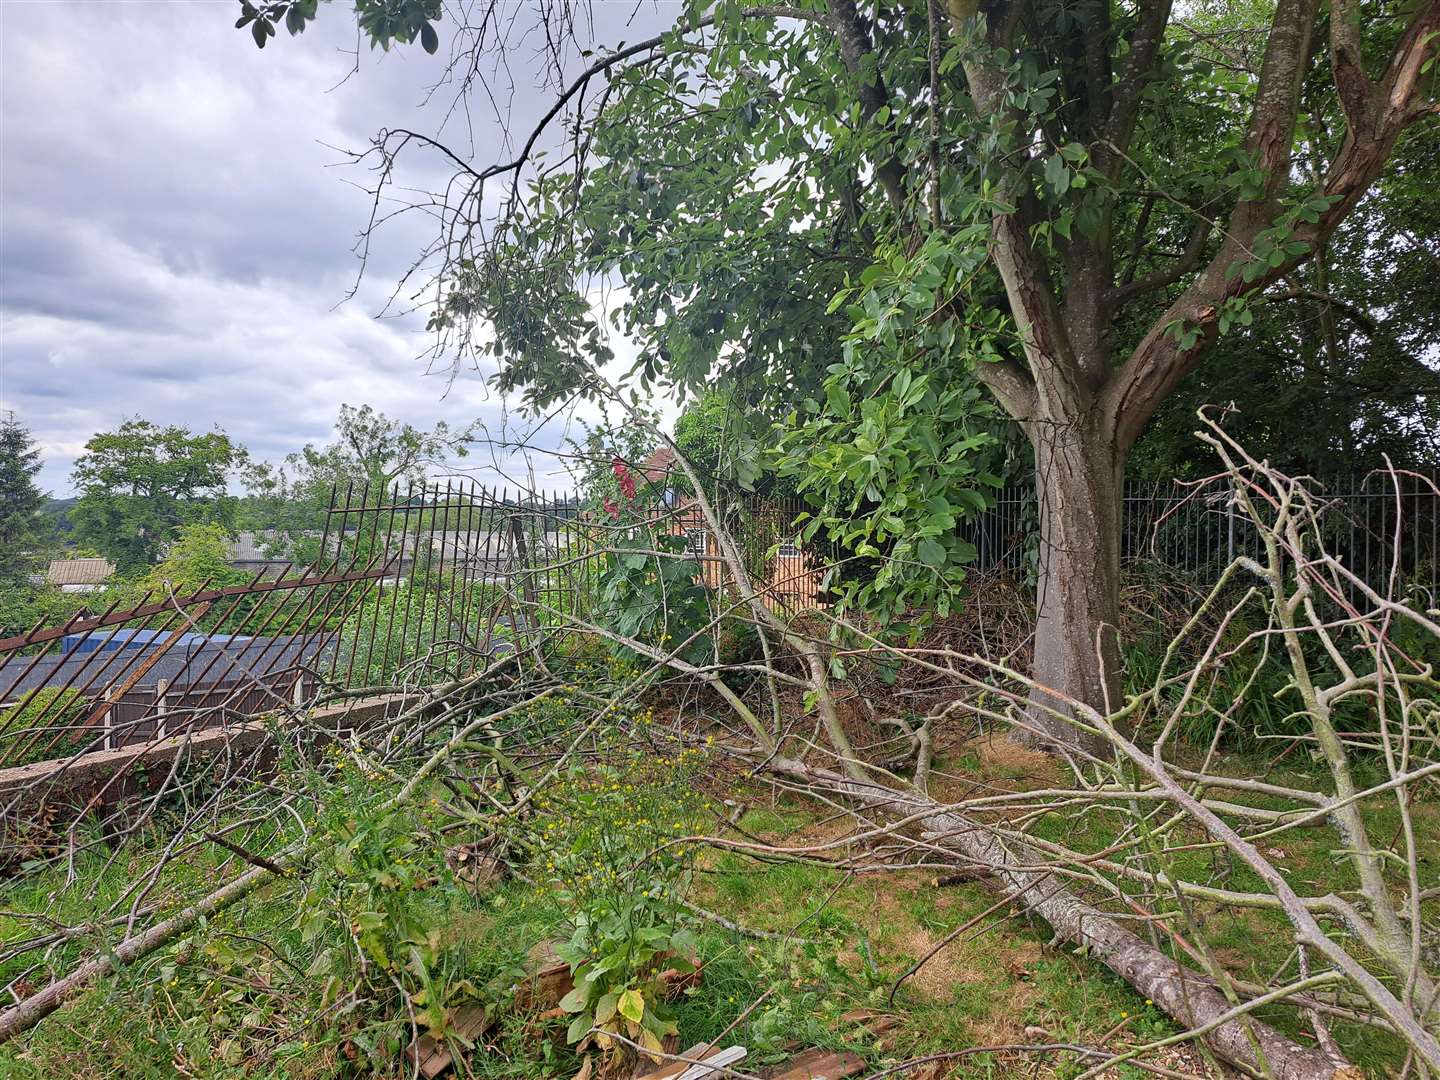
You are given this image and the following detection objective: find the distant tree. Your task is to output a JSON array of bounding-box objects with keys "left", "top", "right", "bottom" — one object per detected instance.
[
  {"left": 40, "top": 498, "right": 78, "bottom": 542},
  {"left": 0, "top": 585, "right": 92, "bottom": 641},
  {"left": 241, "top": 404, "right": 477, "bottom": 567},
  {"left": 71, "top": 419, "right": 247, "bottom": 572},
  {"left": 0, "top": 416, "right": 47, "bottom": 581},
  {"left": 130, "top": 523, "right": 250, "bottom": 600},
  {"left": 249, "top": 404, "right": 475, "bottom": 505}
]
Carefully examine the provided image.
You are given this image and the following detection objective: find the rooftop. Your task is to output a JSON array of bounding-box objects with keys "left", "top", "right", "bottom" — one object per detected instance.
[{"left": 44, "top": 558, "right": 116, "bottom": 586}]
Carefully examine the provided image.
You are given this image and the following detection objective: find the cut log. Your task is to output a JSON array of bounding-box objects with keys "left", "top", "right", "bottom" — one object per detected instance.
[
  {"left": 766, "top": 757, "right": 1359, "bottom": 1080},
  {"left": 765, "top": 1048, "right": 865, "bottom": 1080},
  {"left": 404, "top": 1005, "right": 492, "bottom": 1080}
]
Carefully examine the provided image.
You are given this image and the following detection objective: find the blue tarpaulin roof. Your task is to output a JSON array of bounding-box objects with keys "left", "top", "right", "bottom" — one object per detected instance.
[{"left": 60, "top": 629, "right": 253, "bottom": 655}]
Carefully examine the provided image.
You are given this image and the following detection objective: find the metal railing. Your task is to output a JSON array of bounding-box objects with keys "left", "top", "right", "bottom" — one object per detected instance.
[
  {"left": 4, "top": 468, "right": 1434, "bottom": 768},
  {"left": 979, "top": 471, "right": 1438, "bottom": 596}
]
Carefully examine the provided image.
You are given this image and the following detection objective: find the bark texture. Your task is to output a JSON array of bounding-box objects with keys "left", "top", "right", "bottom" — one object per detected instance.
[
  {"left": 768, "top": 756, "right": 1359, "bottom": 1080},
  {"left": 1023, "top": 415, "right": 1122, "bottom": 757}
]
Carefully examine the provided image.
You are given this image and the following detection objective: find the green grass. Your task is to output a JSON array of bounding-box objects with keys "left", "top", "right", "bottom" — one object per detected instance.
[
  {"left": 997, "top": 740, "right": 1431, "bottom": 1076},
  {"left": 1, "top": 738, "right": 1430, "bottom": 1079}
]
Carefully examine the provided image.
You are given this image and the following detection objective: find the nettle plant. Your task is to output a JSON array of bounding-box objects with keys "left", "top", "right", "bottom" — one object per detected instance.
[
  {"left": 292, "top": 752, "right": 479, "bottom": 1060},
  {"left": 533, "top": 750, "right": 708, "bottom": 1062}
]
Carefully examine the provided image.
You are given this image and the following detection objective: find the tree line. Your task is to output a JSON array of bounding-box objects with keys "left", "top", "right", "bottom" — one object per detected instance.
[{"left": 0, "top": 406, "right": 478, "bottom": 637}]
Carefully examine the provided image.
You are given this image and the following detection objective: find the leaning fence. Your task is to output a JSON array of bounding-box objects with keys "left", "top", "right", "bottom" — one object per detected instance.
[
  {"left": 2, "top": 467, "right": 1435, "bottom": 774},
  {"left": 0, "top": 480, "right": 816, "bottom": 771}
]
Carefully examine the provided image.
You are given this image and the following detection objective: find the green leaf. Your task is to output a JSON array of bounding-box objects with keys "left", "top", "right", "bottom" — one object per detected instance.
[
  {"left": 420, "top": 22, "right": 439, "bottom": 54},
  {"left": 618, "top": 988, "right": 645, "bottom": 1023},
  {"left": 567, "top": 1011, "right": 593, "bottom": 1044},
  {"left": 594, "top": 991, "right": 620, "bottom": 1024},
  {"left": 559, "top": 985, "right": 590, "bottom": 1014},
  {"left": 1043, "top": 154, "right": 1069, "bottom": 196}
]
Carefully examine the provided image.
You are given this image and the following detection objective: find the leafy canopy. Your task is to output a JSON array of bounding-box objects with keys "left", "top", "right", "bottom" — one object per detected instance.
[
  {"left": 128, "top": 523, "right": 252, "bottom": 603},
  {"left": 242, "top": 404, "right": 478, "bottom": 565},
  {"left": 237, "top": 0, "right": 1439, "bottom": 636},
  {"left": 71, "top": 419, "right": 247, "bottom": 572}
]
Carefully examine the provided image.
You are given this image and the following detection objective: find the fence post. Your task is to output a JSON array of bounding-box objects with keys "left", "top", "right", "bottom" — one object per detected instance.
[
  {"left": 154, "top": 679, "right": 169, "bottom": 739},
  {"left": 1227, "top": 496, "right": 1235, "bottom": 565},
  {"left": 508, "top": 507, "right": 538, "bottom": 617}
]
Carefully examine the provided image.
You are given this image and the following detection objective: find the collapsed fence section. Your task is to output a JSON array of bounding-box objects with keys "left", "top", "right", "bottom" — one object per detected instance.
[
  {"left": 5, "top": 466, "right": 1435, "bottom": 775},
  {"left": 0, "top": 481, "right": 500, "bottom": 771},
  {"left": 0, "top": 478, "right": 827, "bottom": 779}
]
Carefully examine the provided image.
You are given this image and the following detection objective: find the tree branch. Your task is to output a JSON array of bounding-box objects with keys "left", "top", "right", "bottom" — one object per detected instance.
[
  {"left": 828, "top": 0, "right": 909, "bottom": 209},
  {"left": 948, "top": 5, "right": 1086, "bottom": 399},
  {"left": 1103, "top": 0, "right": 1438, "bottom": 453},
  {"left": 1264, "top": 286, "right": 1378, "bottom": 334},
  {"left": 973, "top": 355, "right": 1037, "bottom": 420},
  {"left": 1108, "top": 213, "right": 1213, "bottom": 309},
  {"left": 1098, "top": 1, "right": 1175, "bottom": 176},
  {"left": 1328, "top": 0, "right": 1374, "bottom": 133}
]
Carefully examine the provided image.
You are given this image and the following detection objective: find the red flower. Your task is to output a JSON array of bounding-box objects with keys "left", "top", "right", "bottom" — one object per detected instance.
[
  {"left": 603, "top": 497, "right": 620, "bottom": 519},
  {"left": 612, "top": 456, "right": 637, "bottom": 501}
]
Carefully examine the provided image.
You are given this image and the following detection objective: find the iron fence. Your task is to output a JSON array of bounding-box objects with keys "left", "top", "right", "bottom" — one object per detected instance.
[
  {"left": 0, "top": 479, "right": 822, "bottom": 769},
  {"left": 979, "top": 471, "right": 1438, "bottom": 597},
  {"left": 3, "top": 468, "right": 1435, "bottom": 772}
]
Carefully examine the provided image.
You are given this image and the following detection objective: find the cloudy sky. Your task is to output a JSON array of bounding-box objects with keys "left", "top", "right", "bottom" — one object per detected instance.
[{"left": 1, "top": 0, "right": 680, "bottom": 496}]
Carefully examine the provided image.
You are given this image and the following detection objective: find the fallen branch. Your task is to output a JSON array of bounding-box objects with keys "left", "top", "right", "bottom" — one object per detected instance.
[{"left": 764, "top": 755, "right": 1359, "bottom": 1080}]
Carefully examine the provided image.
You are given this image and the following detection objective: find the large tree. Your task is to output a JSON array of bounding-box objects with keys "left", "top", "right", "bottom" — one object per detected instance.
[
  {"left": 0, "top": 416, "right": 47, "bottom": 582},
  {"left": 244, "top": 404, "right": 475, "bottom": 509},
  {"left": 71, "top": 419, "right": 247, "bottom": 571},
  {"left": 242, "top": 0, "right": 1439, "bottom": 752},
  {"left": 1132, "top": 116, "right": 1440, "bottom": 478}
]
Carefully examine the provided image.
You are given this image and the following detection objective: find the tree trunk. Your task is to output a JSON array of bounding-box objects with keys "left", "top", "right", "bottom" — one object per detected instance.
[
  {"left": 766, "top": 756, "right": 1360, "bottom": 1080},
  {"left": 1022, "top": 413, "right": 1122, "bottom": 759}
]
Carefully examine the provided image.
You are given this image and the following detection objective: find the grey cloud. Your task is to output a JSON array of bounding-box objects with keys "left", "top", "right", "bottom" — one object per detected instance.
[{"left": 1, "top": 1, "right": 684, "bottom": 496}]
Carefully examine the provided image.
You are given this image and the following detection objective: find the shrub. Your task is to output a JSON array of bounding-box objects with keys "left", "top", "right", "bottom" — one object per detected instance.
[
  {"left": 0, "top": 689, "right": 96, "bottom": 768},
  {"left": 528, "top": 748, "right": 709, "bottom": 1063},
  {"left": 287, "top": 755, "right": 485, "bottom": 1063},
  {"left": 594, "top": 531, "right": 713, "bottom": 668}
]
